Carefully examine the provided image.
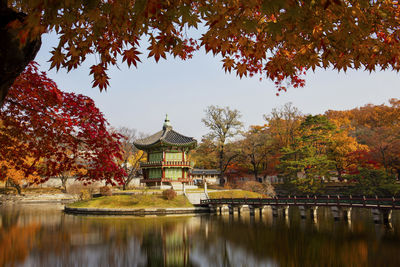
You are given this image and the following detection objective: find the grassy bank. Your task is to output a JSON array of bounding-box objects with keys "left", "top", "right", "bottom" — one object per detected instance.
[
  {"left": 69, "top": 194, "right": 194, "bottom": 209},
  {"left": 208, "top": 190, "right": 265, "bottom": 199}
]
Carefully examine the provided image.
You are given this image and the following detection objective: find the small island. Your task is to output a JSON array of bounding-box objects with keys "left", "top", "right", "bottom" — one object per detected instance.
[{"left": 64, "top": 188, "right": 266, "bottom": 215}]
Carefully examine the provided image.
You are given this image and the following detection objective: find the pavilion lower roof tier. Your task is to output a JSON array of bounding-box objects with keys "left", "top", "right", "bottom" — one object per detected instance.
[{"left": 133, "top": 127, "right": 197, "bottom": 150}]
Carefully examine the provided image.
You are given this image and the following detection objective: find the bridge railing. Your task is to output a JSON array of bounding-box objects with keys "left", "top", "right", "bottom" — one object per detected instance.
[{"left": 200, "top": 196, "right": 400, "bottom": 209}]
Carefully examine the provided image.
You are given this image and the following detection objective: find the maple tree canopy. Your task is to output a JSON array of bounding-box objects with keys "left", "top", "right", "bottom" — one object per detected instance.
[
  {"left": 1, "top": 0, "right": 400, "bottom": 105},
  {"left": 0, "top": 62, "right": 126, "bottom": 186}
]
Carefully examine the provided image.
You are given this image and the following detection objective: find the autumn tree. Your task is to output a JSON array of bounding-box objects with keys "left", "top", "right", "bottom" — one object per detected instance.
[
  {"left": 202, "top": 105, "right": 243, "bottom": 183},
  {"left": 0, "top": 62, "right": 125, "bottom": 193},
  {"left": 116, "top": 127, "right": 146, "bottom": 190},
  {"left": 0, "top": 159, "right": 40, "bottom": 194},
  {"left": 3, "top": 1, "right": 400, "bottom": 105},
  {"left": 264, "top": 103, "right": 303, "bottom": 149},
  {"left": 327, "top": 131, "right": 368, "bottom": 181},
  {"left": 218, "top": 142, "right": 243, "bottom": 184},
  {"left": 239, "top": 125, "right": 277, "bottom": 181},
  {"left": 351, "top": 100, "right": 400, "bottom": 176},
  {"left": 323, "top": 112, "right": 368, "bottom": 180},
  {"left": 328, "top": 99, "right": 400, "bottom": 177},
  {"left": 191, "top": 137, "right": 219, "bottom": 169}
]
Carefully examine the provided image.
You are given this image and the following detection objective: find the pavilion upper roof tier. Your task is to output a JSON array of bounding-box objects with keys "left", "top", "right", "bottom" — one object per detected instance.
[{"left": 133, "top": 116, "right": 197, "bottom": 150}]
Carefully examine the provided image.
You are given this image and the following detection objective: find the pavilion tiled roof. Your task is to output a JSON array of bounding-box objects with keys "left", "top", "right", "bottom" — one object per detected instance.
[{"left": 133, "top": 116, "right": 197, "bottom": 150}]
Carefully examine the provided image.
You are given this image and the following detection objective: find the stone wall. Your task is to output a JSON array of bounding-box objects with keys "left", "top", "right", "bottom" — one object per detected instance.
[{"left": 35, "top": 177, "right": 143, "bottom": 189}]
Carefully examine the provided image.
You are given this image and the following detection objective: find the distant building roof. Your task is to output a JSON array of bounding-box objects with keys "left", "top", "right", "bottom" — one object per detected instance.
[
  {"left": 191, "top": 169, "right": 220, "bottom": 175},
  {"left": 133, "top": 115, "right": 197, "bottom": 150}
]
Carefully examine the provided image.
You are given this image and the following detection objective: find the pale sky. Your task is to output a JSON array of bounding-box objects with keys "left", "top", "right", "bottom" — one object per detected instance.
[{"left": 35, "top": 33, "right": 400, "bottom": 141}]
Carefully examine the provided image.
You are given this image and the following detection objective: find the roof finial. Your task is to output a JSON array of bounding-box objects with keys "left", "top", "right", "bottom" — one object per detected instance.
[{"left": 163, "top": 114, "right": 172, "bottom": 130}]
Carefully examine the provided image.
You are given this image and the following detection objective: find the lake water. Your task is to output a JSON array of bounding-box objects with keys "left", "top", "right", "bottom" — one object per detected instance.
[{"left": 1, "top": 204, "right": 400, "bottom": 266}]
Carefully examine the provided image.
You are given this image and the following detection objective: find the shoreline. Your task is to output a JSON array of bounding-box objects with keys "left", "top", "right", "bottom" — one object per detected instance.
[
  {"left": 0, "top": 194, "right": 77, "bottom": 205},
  {"left": 64, "top": 206, "right": 210, "bottom": 215},
  {"left": 1, "top": 199, "right": 75, "bottom": 205},
  {"left": 0, "top": 198, "right": 77, "bottom": 205}
]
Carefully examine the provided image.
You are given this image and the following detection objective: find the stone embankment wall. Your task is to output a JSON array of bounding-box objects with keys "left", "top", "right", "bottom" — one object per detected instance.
[
  {"left": 0, "top": 193, "right": 78, "bottom": 204},
  {"left": 33, "top": 177, "right": 142, "bottom": 189},
  {"left": 64, "top": 206, "right": 210, "bottom": 215}
]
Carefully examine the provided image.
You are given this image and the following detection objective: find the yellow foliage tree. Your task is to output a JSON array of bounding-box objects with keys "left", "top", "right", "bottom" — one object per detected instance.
[
  {"left": 0, "top": 159, "right": 41, "bottom": 194},
  {"left": 326, "top": 114, "right": 368, "bottom": 180},
  {"left": 328, "top": 99, "right": 400, "bottom": 176}
]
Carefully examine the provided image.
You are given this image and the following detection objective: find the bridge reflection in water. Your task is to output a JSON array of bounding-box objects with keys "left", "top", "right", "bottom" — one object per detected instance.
[{"left": 202, "top": 195, "right": 399, "bottom": 226}]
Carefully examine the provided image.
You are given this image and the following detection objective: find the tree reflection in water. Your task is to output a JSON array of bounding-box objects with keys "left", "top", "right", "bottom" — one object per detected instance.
[{"left": 0, "top": 205, "right": 400, "bottom": 266}]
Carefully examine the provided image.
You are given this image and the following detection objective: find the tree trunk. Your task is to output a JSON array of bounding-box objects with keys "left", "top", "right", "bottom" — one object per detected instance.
[
  {"left": 262, "top": 161, "right": 269, "bottom": 183},
  {"left": 123, "top": 174, "right": 135, "bottom": 190},
  {"left": 7, "top": 178, "right": 21, "bottom": 195},
  {"left": 380, "top": 147, "right": 388, "bottom": 174},
  {"left": 218, "top": 144, "right": 225, "bottom": 185},
  {"left": 250, "top": 153, "right": 262, "bottom": 182},
  {"left": 263, "top": 173, "right": 268, "bottom": 183},
  {"left": 61, "top": 176, "right": 67, "bottom": 193},
  {"left": 0, "top": 6, "right": 42, "bottom": 106},
  {"left": 336, "top": 165, "right": 343, "bottom": 182},
  {"left": 251, "top": 161, "right": 258, "bottom": 181}
]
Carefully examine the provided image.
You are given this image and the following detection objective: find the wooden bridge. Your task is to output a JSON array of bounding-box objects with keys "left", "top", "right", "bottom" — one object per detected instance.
[
  {"left": 201, "top": 195, "right": 400, "bottom": 209},
  {"left": 200, "top": 195, "right": 399, "bottom": 224}
]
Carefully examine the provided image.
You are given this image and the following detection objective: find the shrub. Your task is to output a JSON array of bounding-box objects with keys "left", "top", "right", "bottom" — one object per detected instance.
[
  {"left": 67, "top": 183, "right": 99, "bottom": 194},
  {"left": 162, "top": 189, "right": 177, "bottom": 200},
  {"left": 349, "top": 168, "right": 400, "bottom": 196},
  {"left": 79, "top": 189, "right": 92, "bottom": 201},
  {"left": 100, "top": 186, "right": 112, "bottom": 196},
  {"left": 240, "top": 181, "right": 262, "bottom": 192}
]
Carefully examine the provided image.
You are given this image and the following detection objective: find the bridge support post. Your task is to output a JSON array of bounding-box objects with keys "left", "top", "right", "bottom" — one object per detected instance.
[
  {"left": 331, "top": 206, "right": 351, "bottom": 221},
  {"left": 248, "top": 205, "right": 255, "bottom": 216},
  {"left": 260, "top": 206, "right": 266, "bottom": 216},
  {"left": 282, "top": 205, "right": 289, "bottom": 218},
  {"left": 228, "top": 205, "right": 234, "bottom": 215},
  {"left": 382, "top": 209, "right": 392, "bottom": 224},
  {"left": 272, "top": 206, "right": 279, "bottom": 217},
  {"left": 342, "top": 207, "right": 352, "bottom": 221},
  {"left": 237, "top": 205, "right": 244, "bottom": 216},
  {"left": 310, "top": 206, "right": 318, "bottom": 219},
  {"left": 221, "top": 204, "right": 229, "bottom": 214},
  {"left": 372, "top": 208, "right": 392, "bottom": 224}
]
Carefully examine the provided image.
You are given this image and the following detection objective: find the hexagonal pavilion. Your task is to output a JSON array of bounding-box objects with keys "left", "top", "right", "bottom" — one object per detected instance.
[{"left": 133, "top": 115, "right": 197, "bottom": 187}]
